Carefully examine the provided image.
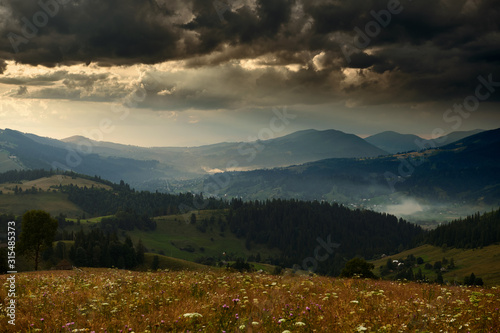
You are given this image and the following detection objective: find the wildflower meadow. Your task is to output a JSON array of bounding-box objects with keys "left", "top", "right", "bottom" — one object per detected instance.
[{"left": 1, "top": 268, "right": 499, "bottom": 332}]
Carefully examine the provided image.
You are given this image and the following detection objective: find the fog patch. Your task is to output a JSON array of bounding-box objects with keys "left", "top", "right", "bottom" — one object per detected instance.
[
  {"left": 201, "top": 166, "right": 259, "bottom": 174},
  {"left": 384, "top": 199, "right": 423, "bottom": 216}
]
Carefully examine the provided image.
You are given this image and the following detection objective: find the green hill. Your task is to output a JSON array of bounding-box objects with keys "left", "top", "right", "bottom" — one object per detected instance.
[
  {"left": 142, "top": 252, "right": 210, "bottom": 271},
  {"left": 371, "top": 244, "right": 500, "bottom": 286},
  {"left": 0, "top": 192, "right": 86, "bottom": 217},
  {"left": 126, "top": 211, "right": 281, "bottom": 263},
  {"left": 0, "top": 174, "right": 113, "bottom": 217},
  {"left": 59, "top": 210, "right": 281, "bottom": 265}
]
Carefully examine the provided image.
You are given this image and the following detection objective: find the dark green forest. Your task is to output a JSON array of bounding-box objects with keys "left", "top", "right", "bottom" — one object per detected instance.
[
  {"left": 62, "top": 183, "right": 227, "bottom": 217},
  {"left": 68, "top": 229, "right": 146, "bottom": 269},
  {"left": 426, "top": 208, "right": 500, "bottom": 248},
  {"left": 226, "top": 198, "right": 423, "bottom": 275}
]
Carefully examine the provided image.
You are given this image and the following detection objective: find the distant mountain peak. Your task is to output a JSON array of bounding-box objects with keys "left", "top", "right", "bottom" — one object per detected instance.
[
  {"left": 62, "top": 135, "right": 95, "bottom": 143},
  {"left": 365, "top": 129, "right": 486, "bottom": 154}
]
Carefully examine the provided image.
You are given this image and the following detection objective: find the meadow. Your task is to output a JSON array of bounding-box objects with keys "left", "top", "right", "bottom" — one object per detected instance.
[
  {"left": 1, "top": 268, "right": 499, "bottom": 332},
  {"left": 0, "top": 175, "right": 111, "bottom": 216},
  {"left": 0, "top": 192, "right": 85, "bottom": 217}
]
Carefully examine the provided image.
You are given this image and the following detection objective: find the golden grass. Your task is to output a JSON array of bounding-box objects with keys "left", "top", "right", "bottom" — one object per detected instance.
[{"left": 1, "top": 268, "right": 499, "bottom": 332}]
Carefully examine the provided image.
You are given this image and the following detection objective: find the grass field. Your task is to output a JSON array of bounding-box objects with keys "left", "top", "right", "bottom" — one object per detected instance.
[
  {"left": 371, "top": 244, "right": 500, "bottom": 286},
  {"left": 126, "top": 211, "right": 281, "bottom": 262},
  {"left": 65, "top": 215, "right": 115, "bottom": 226},
  {"left": 1, "top": 268, "right": 499, "bottom": 332},
  {"left": 0, "top": 175, "right": 113, "bottom": 217},
  {"left": 0, "top": 192, "right": 86, "bottom": 217},
  {"left": 142, "top": 252, "right": 211, "bottom": 271}
]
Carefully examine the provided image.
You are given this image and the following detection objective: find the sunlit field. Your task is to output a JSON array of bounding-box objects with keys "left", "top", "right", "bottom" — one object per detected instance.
[{"left": 1, "top": 268, "right": 500, "bottom": 332}]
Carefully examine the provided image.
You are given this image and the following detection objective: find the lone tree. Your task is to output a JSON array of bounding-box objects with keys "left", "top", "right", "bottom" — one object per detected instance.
[
  {"left": 18, "top": 210, "right": 58, "bottom": 271},
  {"left": 340, "top": 257, "right": 376, "bottom": 279}
]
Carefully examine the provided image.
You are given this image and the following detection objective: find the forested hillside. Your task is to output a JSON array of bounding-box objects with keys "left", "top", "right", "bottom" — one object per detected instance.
[
  {"left": 3, "top": 169, "right": 498, "bottom": 280},
  {"left": 426, "top": 208, "right": 500, "bottom": 248},
  {"left": 62, "top": 183, "right": 227, "bottom": 217},
  {"left": 0, "top": 169, "right": 227, "bottom": 218},
  {"left": 226, "top": 199, "right": 423, "bottom": 275}
]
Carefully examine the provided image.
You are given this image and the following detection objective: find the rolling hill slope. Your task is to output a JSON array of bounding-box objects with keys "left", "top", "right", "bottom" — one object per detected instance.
[
  {"left": 0, "top": 173, "right": 113, "bottom": 216},
  {"left": 371, "top": 244, "right": 500, "bottom": 286}
]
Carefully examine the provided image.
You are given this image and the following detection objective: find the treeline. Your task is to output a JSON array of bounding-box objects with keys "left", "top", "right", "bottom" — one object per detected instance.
[
  {"left": 226, "top": 198, "right": 424, "bottom": 275},
  {"left": 64, "top": 229, "right": 146, "bottom": 269},
  {"left": 62, "top": 183, "right": 228, "bottom": 217},
  {"left": 0, "top": 211, "right": 150, "bottom": 272},
  {"left": 426, "top": 208, "right": 500, "bottom": 248},
  {"left": 0, "top": 169, "right": 228, "bottom": 218},
  {"left": 54, "top": 210, "right": 156, "bottom": 232},
  {"left": 101, "top": 210, "right": 156, "bottom": 231},
  {"left": 48, "top": 228, "right": 146, "bottom": 270},
  {"left": 0, "top": 169, "right": 53, "bottom": 183}
]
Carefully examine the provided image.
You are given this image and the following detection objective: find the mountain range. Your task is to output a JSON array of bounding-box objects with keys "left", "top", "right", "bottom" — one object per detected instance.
[
  {"left": 163, "top": 128, "right": 500, "bottom": 223},
  {"left": 223, "top": 128, "right": 500, "bottom": 202},
  {"left": 2, "top": 128, "right": 391, "bottom": 184},
  {"left": 1, "top": 126, "right": 498, "bottom": 222}
]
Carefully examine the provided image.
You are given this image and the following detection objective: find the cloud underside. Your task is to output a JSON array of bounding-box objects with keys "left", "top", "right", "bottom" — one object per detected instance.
[{"left": 0, "top": 0, "right": 499, "bottom": 108}]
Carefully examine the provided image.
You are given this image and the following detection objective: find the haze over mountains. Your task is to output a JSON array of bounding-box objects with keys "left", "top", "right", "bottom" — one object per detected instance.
[
  {"left": 2, "top": 128, "right": 390, "bottom": 182},
  {"left": 1, "top": 126, "right": 498, "bottom": 223},
  {"left": 191, "top": 128, "right": 500, "bottom": 201},
  {"left": 165, "top": 128, "right": 500, "bottom": 223},
  {"left": 0, "top": 127, "right": 491, "bottom": 183},
  {"left": 365, "top": 129, "right": 484, "bottom": 154}
]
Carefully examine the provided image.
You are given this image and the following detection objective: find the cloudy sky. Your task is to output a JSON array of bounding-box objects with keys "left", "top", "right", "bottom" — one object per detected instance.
[{"left": 0, "top": 0, "right": 499, "bottom": 146}]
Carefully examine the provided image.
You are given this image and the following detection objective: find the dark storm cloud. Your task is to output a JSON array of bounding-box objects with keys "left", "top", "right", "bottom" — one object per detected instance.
[
  {"left": 348, "top": 52, "right": 380, "bottom": 69},
  {"left": 0, "top": 0, "right": 499, "bottom": 105},
  {"left": 0, "top": 0, "right": 184, "bottom": 66},
  {"left": 182, "top": 0, "right": 295, "bottom": 59}
]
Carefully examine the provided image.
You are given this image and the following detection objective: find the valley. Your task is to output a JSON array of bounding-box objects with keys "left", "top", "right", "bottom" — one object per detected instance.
[
  {"left": 1, "top": 2, "right": 498, "bottom": 330},
  {"left": 0, "top": 128, "right": 498, "bottom": 333},
  {"left": 1, "top": 168, "right": 499, "bottom": 285}
]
